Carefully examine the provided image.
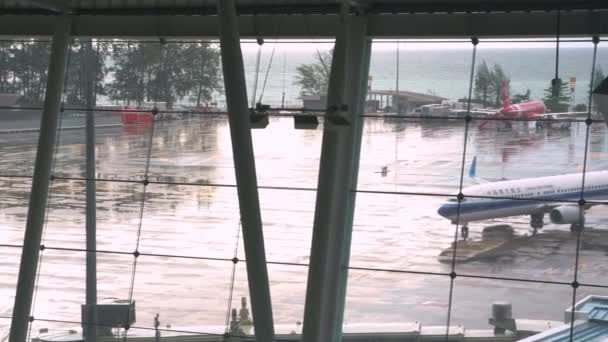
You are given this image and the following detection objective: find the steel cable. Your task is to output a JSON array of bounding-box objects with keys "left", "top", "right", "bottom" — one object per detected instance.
[
  {"left": 567, "top": 35, "right": 600, "bottom": 339},
  {"left": 126, "top": 40, "right": 163, "bottom": 323},
  {"left": 444, "top": 37, "right": 478, "bottom": 337}
]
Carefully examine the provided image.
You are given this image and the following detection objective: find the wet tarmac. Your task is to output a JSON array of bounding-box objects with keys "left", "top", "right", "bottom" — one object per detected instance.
[{"left": 1, "top": 114, "right": 608, "bottom": 337}]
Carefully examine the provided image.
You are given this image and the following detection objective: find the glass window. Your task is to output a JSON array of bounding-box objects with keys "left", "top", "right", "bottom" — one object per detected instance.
[{"left": 3, "top": 32, "right": 604, "bottom": 342}]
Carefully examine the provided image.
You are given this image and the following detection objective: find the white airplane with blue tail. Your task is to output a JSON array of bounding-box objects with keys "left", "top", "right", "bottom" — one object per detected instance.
[{"left": 437, "top": 157, "right": 608, "bottom": 239}]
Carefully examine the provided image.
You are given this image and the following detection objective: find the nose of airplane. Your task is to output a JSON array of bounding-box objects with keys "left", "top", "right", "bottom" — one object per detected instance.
[{"left": 437, "top": 203, "right": 450, "bottom": 218}]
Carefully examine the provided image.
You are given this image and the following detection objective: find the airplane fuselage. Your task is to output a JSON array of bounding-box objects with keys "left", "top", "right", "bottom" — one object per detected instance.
[
  {"left": 479, "top": 100, "right": 547, "bottom": 128},
  {"left": 502, "top": 100, "right": 546, "bottom": 120},
  {"left": 438, "top": 171, "right": 608, "bottom": 224}
]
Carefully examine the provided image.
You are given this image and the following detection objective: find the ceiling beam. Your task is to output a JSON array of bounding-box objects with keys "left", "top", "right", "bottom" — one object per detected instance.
[
  {"left": 25, "top": 0, "right": 71, "bottom": 14},
  {"left": 1, "top": 1, "right": 608, "bottom": 17},
  {"left": 0, "top": 10, "right": 606, "bottom": 38}
]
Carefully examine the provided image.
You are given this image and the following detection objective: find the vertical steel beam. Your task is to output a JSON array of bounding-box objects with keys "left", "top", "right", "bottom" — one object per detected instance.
[
  {"left": 9, "top": 16, "right": 72, "bottom": 342},
  {"left": 83, "top": 38, "right": 97, "bottom": 342},
  {"left": 216, "top": 1, "right": 276, "bottom": 341},
  {"left": 302, "top": 10, "right": 372, "bottom": 342},
  {"left": 396, "top": 42, "right": 400, "bottom": 114},
  {"left": 332, "top": 20, "right": 373, "bottom": 341}
]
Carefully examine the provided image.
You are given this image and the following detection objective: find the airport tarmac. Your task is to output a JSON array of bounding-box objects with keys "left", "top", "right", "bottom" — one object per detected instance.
[{"left": 1, "top": 115, "right": 608, "bottom": 337}]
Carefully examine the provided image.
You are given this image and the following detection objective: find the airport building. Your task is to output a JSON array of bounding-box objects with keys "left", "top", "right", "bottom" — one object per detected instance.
[{"left": 2, "top": 1, "right": 608, "bottom": 342}]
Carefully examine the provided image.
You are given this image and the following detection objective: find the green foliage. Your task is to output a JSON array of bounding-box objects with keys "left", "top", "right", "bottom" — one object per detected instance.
[
  {"left": 473, "top": 60, "right": 511, "bottom": 107},
  {"left": 573, "top": 103, "right": 587, "bottom": 112},
  {"left": 107, "top": 42, "right": 222, "bottom": 109},
  {"left": 294, "top": 50, "right": 332, "bottom": 97},
  {"left": 64, "top": 40, "right": 109, "bottom": 107},
  {"left": 473, "top": 61, "right": 492, "bottom": 106},
  {"left": 512, "top": 89, "right": 531, "bottom": 103},
  {"left": 0, "top": 41, "right": 15, "bottom": 94},
  {"left": 543, "top": 78, "right": 571, "bottom": 112},
  {"left": 588, "top": 66, "right": 605, "bottom": 100},
  {"left": 593, "top": 67, "right": 605, "bottom": 91},
  {"left": 0, "top": 40, "right": 51, "bottom": 105},
  {"left": 182, "top": 43, "right": 223, "bottom": 107},
  {"left": 0, "top": 39, "right": 222, "bottom": 109},
  {"left": 107, "top": 42, "right": 157, "bottom": 107},
  {"left": 490, "top": 64, "right": 509, "bottom": 107}
]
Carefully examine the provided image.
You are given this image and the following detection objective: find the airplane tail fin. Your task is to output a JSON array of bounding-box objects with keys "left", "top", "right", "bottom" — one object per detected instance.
[
  {"left": 501, "top": 80, "right": 510, "bottom": 109},
  {"left": 468, "top": 156, "right": 477, "bottom": 178}
]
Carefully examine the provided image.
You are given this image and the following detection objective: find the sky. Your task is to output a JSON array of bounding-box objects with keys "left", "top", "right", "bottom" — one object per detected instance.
[{"left": 238, "top": 38, "right": 603, "bottom": 53}]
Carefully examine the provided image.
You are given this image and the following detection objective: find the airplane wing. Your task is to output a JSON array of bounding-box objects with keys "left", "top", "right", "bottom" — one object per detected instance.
[
  {"left": 536, "top": 111, "right": 588, "bottom": 119},
  {"left": 535, "top": 112, "right": 588, "bottom": 129}
]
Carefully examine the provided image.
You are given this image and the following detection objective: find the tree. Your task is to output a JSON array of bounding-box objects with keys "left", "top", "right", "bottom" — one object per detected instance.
[
  {"left": 107, "top": 41, "right": 223, "bottom": 109},
  {"left": 588, "top": 66, "right": 605, "bottom": 100},
  {"left": 511, "top": 89, "right": 531, "bottom": 103},
  {"left": 489, "top": 63, "right": 510, "bottom": 107},
  {"left": 157, "top": 43, "right": 222, "bottom": 109},
  {"left": 107, "top": 42, "right": 147, "bottom": 106},
  {"left": 64, "top": 40, "right": 109, "bottom": 107},
  {"left": 294, "top": 49, "right": 332, "bottom": 96},
  {"left": 0, "top": 40, "right": 51, "bottom": 105},
  {"left": 592, "top": 67, "right": 605, "bottom": 92},
  {"left": 543, "top": 78, "right": 570, "bottom": 112},
  {"left": 588, "top": 66, "right": 606, "bottom": 113},
  {"left": 24, "top": 42, "right": 50, "bottom": 105},
  {"left": 141, "top": 43, "right": 161, "bottom": 103},
  {"left": 574, "top": 103, "right": 587, "bottom": 112},
  {"left": 473, "top": 60, "right": 493, "bottom": 106},
  {"left": 0, "top": 41, "right": 15, "bottom": 94},
  {"left": 473, "top": 61, "right": 511, "bottom": 108},
  {"left": 182, "top": 43, "right": 222, "bottom": 107}
]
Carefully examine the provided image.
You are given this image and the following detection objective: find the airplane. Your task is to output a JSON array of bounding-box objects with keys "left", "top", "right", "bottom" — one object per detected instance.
[
  {"left": 437, "top": 157, "right": 608, "bottom": 239},
  {"left": 478, "top": 80, "right": 584, "bottom": 129}
]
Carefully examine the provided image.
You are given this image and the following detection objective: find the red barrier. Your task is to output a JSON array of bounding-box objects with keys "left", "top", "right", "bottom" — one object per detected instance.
[{"left": 120, "top": 107, "right": 153, "bottom": 124}]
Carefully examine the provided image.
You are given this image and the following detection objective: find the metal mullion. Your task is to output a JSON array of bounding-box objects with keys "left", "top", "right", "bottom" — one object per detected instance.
[
  {"left": 444, "top": 37, "right": 477, "bottom": 337},
  {"left": 9, "top": 16, "right": 72, "bottom": 342},
  {"left": 124, "top": 41, "right": 164, "bottom": 341},
  {"left": 217, "top": 0, "right": 276, "bottom": 340},
  {"left": 566, "top": 37, "right": 600, "bottom": 336}
]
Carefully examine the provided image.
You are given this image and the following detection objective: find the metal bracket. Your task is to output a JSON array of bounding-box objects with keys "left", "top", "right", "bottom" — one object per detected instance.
[
  {"left": 294, "top": 114, "right": 319, "bottom": 129},
  {"left": 326, "top": 104, "right": 350, "bottom": 125},
  {"left": 250, "top": 103, "right": 270, "bottom": 129}
]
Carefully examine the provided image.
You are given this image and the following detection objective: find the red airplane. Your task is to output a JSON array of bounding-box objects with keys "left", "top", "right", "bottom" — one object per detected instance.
[{"left": 479, "top": 80, "right": 546, "bottom": 128}]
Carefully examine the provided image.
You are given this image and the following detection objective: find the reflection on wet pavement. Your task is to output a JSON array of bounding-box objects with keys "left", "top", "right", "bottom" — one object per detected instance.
[{"left": 1, "top": 116, "right": 608, "bottom": 333}]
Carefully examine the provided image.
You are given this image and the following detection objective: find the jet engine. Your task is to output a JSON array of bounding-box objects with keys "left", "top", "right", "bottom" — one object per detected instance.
[{"left": 549, "top": 205, "right": 585, "bottom": 224}]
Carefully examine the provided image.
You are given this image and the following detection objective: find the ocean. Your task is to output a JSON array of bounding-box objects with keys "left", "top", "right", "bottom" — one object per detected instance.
[{"left": 235, "top": 40, "right": 608, "bottom": 109}]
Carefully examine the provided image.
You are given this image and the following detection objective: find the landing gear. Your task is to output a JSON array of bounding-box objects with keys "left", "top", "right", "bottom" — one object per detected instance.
[
  {"left": 570, "top": 224, "right": 584, "bottom": 233},
  {"left": 461, "top": 225, "right": 469, "bottom": 240},
  {"left": 530, "top": 213, "right": 544, "bottom": 235}
]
